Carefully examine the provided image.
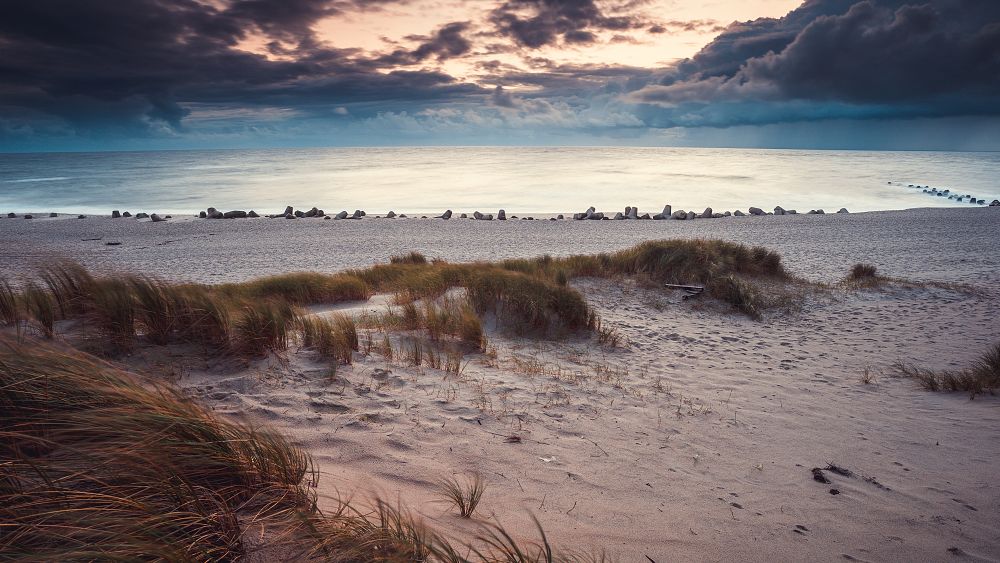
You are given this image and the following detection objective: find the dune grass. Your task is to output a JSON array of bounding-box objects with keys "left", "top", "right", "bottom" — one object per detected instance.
[
  {"left": 233, "top": 300, "right": 298, "bottom": 357},
  {"left": 0, "top": 336, "right": 606, "bottom": 560},
  {"left": 299, "top": 314, "right": 359, "bottom": 364},
  {"left": 842, "top": 263, "right": 882, "bottom": 288},
  {"left": 0, "top": 240, "right": 798, "bottom": 357},
  {"left": 895, "top": 341, "right": 1000, "bottom": 396},
  {"left": 218, "top": 271, "right": 370, "bottom": 305},
  {"left": 499, "top": 239, "right": 789, "bottom": 318},
  {"left": 0, "top": 280, "right": 19, "bottom": 326},
  {"left": 437, "top": 473, "right": 487, "bottom": 518},
  {"left": 0, "top": 337, "right": 315, "bottom": 560}
]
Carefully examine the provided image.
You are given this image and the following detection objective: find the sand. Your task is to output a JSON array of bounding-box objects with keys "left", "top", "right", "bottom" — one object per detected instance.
[{"left": 3, "top": 207, "right": 999, "bottom": 561}]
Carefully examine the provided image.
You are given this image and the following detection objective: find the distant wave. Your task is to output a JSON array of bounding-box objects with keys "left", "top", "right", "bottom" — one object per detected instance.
[
  {"left": 662, "top": 173, "right": 753, "bottom": 181},
  {"left": 3, "top": 176, "right": 71, "bottom": 183}
]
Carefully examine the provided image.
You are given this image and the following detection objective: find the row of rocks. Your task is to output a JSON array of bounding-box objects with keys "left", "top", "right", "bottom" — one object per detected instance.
[
  {"left": 110, "top": 210, "right": 170, "bottom": 221},
  {"left": 574, "top": 205, "right": 849, "bottom": 220},
  {"left": 894, "top": 182, "right": 994, "bottom": 205}
]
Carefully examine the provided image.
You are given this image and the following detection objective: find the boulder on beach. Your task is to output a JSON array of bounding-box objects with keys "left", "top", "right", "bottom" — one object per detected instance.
[
  {"left": 700, "top": 207, "right": 713, "bottom": 218},
  {"left": 49, "top": 212, "right": 58, "bottom": 217},
  {"left": 24, "top": 214, "right": 33, "bottom": 219},
  {"left": 589, "top": 212, "right": 604, "bottom": 220},
  {"left": 473, "top": 211, "right": 483, "bottom": 220},
  {"left": 990, "top": 200, "right": 1000, "bottom": 207},
  {"left": 640, "top": 213, "right": 651, "bottom": 219},
  {"left": 712, "top": 213, "right": 724, "bottom": 218},
  {"left": 135, "top": 213, "right": 149, "bottom": 219},
  {"left": 283, "top": 206, "right": 294, "bottom": 216},
  {"left": 150, "top": 213, "right": 166, "bottom": 222},
  {"left": 78, "top": 215, "right": 86, "bottom": 219},
  {"left": 386, "top": 211, "right": 397, "bottom": 218},
  {"left": 6, "top": 212, "right": 15, "bottom": 218},
  {"left": 459, "top": 213, "right": 467, "bottom": 218},
  {"left": 350, "top": 210, "right": 365, "bottom": 219},
  {"left": 334, "top": 211, "right": 348, "bottom": 219},
  {"left": 724, "top": 211, "right": 732, "bottom": 217},
  {"left": 671, "top": 210, "right": 687, "bottom": 220},
  {"left": 686, "top": 211, "right": 696, "bottom": 220},
  {"left": 223, "top": 210, "right": 247, "bottom": 219},
  {"left": 734, "top": 210, "right": 746, "bottom": 217},
  {"left": 574, "top": 206, "right": 597, "bottom": 220},
  {"left": 613, "top": 212, "right": 625, "bottom": 220},
  {"left": 122, "top": 212, "right": 132, "bottom": 217},
  {"left": 304, "top": 207, "right": 319, "bottom": 218},
  {"left": 498, "top": 209, "right": 506, "bottom": 220},
  {"left": 786, "top": 210, "right": 797, "bottom": 215},
  {"left": 112, "top": 210, "right": 121, "bottom": 218},
  {"left": 248, "top": 210, "right": 259, "bottom": 218},
  {"left": 294, "top": 210, "right": 305, "bottom": 218},
  {"left": 774, "top": 206, "right": 786, "bottom": 215},
  {"left": 199, "top": 211, "right": 207, "bottom": 218},
  {"left": 652, "top": 205, "right": 672, "bottom": 220},
  {"left": 748, "top": 207, "right": 765, "bottom": 216},
  {"left": 627, "top": 206, "right": 638, "bottom": 220},
  {"left": 436, "top": 210, "right": 453, "bottom": 219},
  {"left": 837, "top": 208, "right": 850, "bottom": 214},
  {"left": 557, "top": 214, "right": 564, "bottom": 219}
]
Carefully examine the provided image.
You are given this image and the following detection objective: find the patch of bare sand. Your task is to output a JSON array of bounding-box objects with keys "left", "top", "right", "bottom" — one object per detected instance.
[{"left": 116, "top": 275, "right": 1000, "bottom": 561}]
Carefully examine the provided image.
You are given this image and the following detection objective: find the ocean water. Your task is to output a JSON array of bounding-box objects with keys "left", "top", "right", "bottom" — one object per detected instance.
[{"left": 1, "top": 147, "right": 998, "bottom": 215}]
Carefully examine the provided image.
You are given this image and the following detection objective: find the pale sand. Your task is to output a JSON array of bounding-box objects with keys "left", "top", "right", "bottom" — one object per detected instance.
[{"left": 4, "top": 207, "right": 999, "bottom": 561}]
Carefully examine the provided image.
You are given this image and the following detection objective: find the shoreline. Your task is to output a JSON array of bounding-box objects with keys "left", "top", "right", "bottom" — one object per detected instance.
[
  {"left": 1, "top": 206, "right": 998, "bottom": 287},
  {"left": 2, "top": 201, "right": 997, "bottom": 220}
]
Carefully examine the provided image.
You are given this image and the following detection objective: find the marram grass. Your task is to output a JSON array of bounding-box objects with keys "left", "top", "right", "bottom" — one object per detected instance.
[{"left": 0, "top": 336, "right": 607, "bottom": 561}]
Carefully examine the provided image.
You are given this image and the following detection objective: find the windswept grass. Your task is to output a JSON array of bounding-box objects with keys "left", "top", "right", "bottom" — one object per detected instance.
[
  {"left": 299, "top": 314, "right": 358, "bottom": 364},
  {"left": 24, "top": 284, "right": 54, "bottom": 339},
  {"left": 502, "top": 239, "right": 789, "bottom": 318},
  {"left": 220, "top": 272, "right": 370, "bottom": 305},
  {"left": 0, "top": 336, "right": 612, "bottom": 560},
  {"left": 895, "top": 341, "right": 1000, "bottom": 396},
  {"left": 844, "top": 263, "right": 881, "bottom": 288},
  {"left": 233, "top": 300, "right": 298, "bottom": 357},
  {"left": 0, "top": 280, "right": 18, "bottom": 326},
  {"left": 390, "top": 251, "right": 429, "bottom": 265},
  {"left": 437, "top": 473, "right": 487, "bottom": 518},
  {"left": 0, "top": 338, "right": 315, "bottom": 560}
]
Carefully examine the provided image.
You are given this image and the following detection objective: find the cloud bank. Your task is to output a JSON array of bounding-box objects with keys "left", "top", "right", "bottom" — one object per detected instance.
[{"left": 0, "top": 0, "right": 998, "bottom": 150}]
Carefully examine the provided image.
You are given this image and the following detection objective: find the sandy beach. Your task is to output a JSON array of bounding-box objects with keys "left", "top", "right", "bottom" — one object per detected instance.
[{"left": 3, "top": 207, "right": 998, "bottom": 561}]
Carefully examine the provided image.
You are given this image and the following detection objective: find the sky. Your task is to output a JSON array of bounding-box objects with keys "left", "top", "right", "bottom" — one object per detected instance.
[{"left": 1, "top": 0, "right": 998, "bottom": 152}]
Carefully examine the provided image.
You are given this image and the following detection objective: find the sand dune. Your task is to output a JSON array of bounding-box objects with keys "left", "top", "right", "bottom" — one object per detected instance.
[{"left": 3, "top": 207, "right": 999, "bottom": 560}]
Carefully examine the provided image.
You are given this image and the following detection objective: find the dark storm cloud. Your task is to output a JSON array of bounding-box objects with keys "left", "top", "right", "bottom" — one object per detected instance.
[
  {"left": 630, "top": 0, "right": 1000, "bottom": 125},
  {"left": 0, "top": 0, "right": 477, "bottom": 136},
  {"left": 488, "top": 0, "right": 651, "bottom": 48},
  {"left": 378, "top": 22, "right": 473, "bottom": 64}
]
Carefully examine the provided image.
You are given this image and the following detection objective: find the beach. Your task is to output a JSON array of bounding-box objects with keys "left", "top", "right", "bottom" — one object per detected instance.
[{"left": 2, "top": 206, "right": 999, "bottom": 560}]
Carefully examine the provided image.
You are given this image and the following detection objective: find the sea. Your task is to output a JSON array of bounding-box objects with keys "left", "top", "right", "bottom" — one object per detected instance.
[{"left": 1, "top": 147, "right": 998, "bottom": 215}]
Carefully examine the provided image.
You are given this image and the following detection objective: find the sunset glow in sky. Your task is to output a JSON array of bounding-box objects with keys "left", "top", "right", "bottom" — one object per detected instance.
[{"left": 1, "top": 0, "right": 998, "bottom": 151}]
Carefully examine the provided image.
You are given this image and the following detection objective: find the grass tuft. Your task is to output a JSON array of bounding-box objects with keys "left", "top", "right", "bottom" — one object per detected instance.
[
  {"left": 233, "top": 300, "right": 298, "bottom": 356},
  {"left": 390, "top": 251, "right": 428, "bottom": 265},
  {"left": 895, "top": 341, "right": 1000, "bottom": 396},
  {"left": 437, "top": 473, "right": 487, "bottom": 518}
]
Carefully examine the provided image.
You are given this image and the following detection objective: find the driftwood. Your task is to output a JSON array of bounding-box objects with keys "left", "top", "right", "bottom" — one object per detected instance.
[{"left": 664, "top": 283, "right": 704, "bottom": 294}]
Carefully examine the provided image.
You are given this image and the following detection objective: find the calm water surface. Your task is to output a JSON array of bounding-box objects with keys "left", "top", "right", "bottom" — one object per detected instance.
[{"left": 1, "top": 147, "right": 997, "bottom": 214}]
